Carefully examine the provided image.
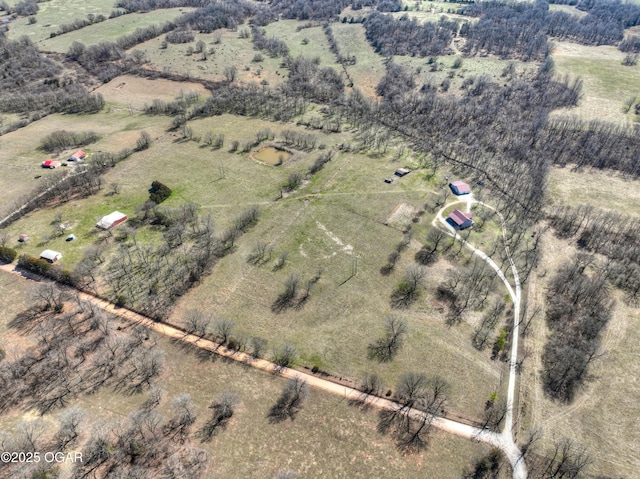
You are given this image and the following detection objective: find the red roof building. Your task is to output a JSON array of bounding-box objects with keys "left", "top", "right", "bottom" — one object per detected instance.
[
  {"left": 449, "top": 180, "right": 471, "bottom": 195},
  {"left": 447, "top": 209, "right": 474, "bottom": 229},
  {"left": 41, "top": 160, "right": 61, "bottom": 168},
  {"left": 70, "top": 150, "right": 88, "bottom": 160}
]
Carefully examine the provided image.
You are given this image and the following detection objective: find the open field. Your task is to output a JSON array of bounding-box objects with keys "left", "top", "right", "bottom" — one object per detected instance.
[
  {"left": 520, "top": 232, "right": 640, "bottom": 478},
  {"left": 394, "top": 54, "right": 534, "bottom": 95},
  {"left": 551, "top": 40, "right": 640, "bottom": 124},
  {"left": 331, "top": 22, "right": 386, "bottom": 97},
  {"left": 263, "top": 20, "right": 343, "bottom": 70},
  {"left": 0, "top": 269, "right": 493, "bottom": 478},
  {"left": 2, "top": 111, "right": 506, "bottom": 422},
  {"left": 0, "top": 108, "right": 169, "bottom": 217},
  {"left": 547, "top": 164, "right": 640, "bottom": 217},
  {"left": 94, "top": 74, "right": 210, "bottom": 110},
  {"left": 4, "top": 0, "right": 115, "bottom": 42},
  {"left": 39, "top": 8, "right": 186, "bottom": 53},
  {"left": 130, "top": 27, "right": 285, "bottom": 86}
]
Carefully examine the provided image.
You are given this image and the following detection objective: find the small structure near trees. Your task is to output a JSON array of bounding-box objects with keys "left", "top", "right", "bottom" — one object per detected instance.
[
  {"left": 395, "top": 168, "right": 410, "bottom": 177},
  {"left": 449, "top": 180, "right": 471, "bottom": 195},
  {"left": 41, "top": 160, "right": 62, "bottom": 168},
  {"left": 96, "top": 211, "right": 128, "bottom": 229},
  {"left": 447, "top": 209, "right": 474, "bottom": 230},
  {"left": 69, "top": 150, "right": 88, "bottom": 161},
  {"left": 39, "top": 249, "right": 63, "bottom": 263}
]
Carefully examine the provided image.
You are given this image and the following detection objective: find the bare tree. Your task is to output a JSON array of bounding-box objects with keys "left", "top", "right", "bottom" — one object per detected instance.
[
  {"left": 391, "top": 265, "right": 427, "bottom": 308},
  {"left": 367, "top": 315, "right": 408, "bottom": 362},
  {"left": 163, "top": 393, "right": 197, "bottom": 444},
  {"left": 268, "top": 376, "right": 309, "bottom": 422},
  {"left": 272, "top": 343, "right": 297, "bottom": 369},
  {"left": 213, "top": 318, "right": 235, "bottom": 344},
  {"left": 54, "top": 406, "right": 86, "bottom": 450},
  {"left": 183, "top": 309, "right": 210, "bottom": 337},
  {"left": 250, "top": 336, "right": 267, "bottom": 358},
  {"left": 198, "top": 391, "right": 240, "bottom": 442}
]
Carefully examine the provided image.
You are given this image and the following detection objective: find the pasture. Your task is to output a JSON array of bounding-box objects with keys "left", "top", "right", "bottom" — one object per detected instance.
[
  {"left": 331, "top": 22, "right": 386, "bottom": 97},
  {"left": 39, "top": 8, "right": 187, "bottom": 53},
  {"left": 0, "top": 269, "right": 492, "bottom": 478},
  {"left": 130, "top": 27, "right": 285, "bottom": 86},
  {"left": 520, "top": 233, "right": 640, "bottom": 478},
  {"left": 4, "top": 0, "right": 117, "bottom": 43},
  {"left": 551, "top": 40, "right": 640, "bottom": 124}
]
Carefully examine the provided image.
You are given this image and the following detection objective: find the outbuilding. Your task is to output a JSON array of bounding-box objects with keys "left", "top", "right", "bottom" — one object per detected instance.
[
  {"left": 96, "top": 211, "right": 127, "bottom": 229},
  {"left": 395, "top": 168, "right": 410, "bottom": 177},
  {"left": 40, "top": 249, "right": 63, "bottom": 263},
  {"left": 449, "top": 180, "right": 471, "bottom": 195},
  {"left": 69, "top": 150, "right": 88, "bottom": 161},
  {"left": 42, "top": 160, "right": 62, "bottom": 169},
  {"left": 447, "top": 209, "right": 474, "bottom": 230}
]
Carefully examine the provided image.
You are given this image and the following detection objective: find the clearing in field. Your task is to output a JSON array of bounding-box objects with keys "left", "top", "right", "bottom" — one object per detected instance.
[
  {"left": 39, "top": 8, "right": 187, "bottom": 53},
  {"left": 4, "top": 0, "right": 115, "bottom": 43},
  {"left": 94, "top": 74, "right": 209, "bottom": 110},
  {"left": 547, "top": 164, "right": 640, "bottom": 217},
  {"left": 551, "top": 40, "right": 640, "bottom": 124},
  {"left": 130, "top": 27, "right": 284, "bottom": 86}
]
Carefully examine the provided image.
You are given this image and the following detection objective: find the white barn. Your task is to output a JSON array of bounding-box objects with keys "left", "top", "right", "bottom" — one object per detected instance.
[
  {"left": 40, "top": 250, "right": 62, "bottom": 263},
  {"left": 96, "top": 211, "right": 128, "bottom": 229}
]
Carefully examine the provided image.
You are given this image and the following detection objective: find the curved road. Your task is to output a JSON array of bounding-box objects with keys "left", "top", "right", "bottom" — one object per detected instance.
[
  {"left": 0, "top": 193, "right": 527, "bottom": 477},
  {"left": 433, "top": 196, "right": 525, "bottom": 479}
]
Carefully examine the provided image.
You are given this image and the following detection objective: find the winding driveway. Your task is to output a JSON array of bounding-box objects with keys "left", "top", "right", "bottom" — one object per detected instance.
[
  {"left": 0, "top": 192, "right": 527, "bottom": 477},
  {"left": 433, "top": 195, "right": 525, "bottom": 479}
]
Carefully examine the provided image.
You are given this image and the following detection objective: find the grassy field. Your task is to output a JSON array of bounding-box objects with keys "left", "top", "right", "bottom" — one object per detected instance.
[
  {"left": 551, "top": 40, "right": 640, "bottom": 124},
  {"left": 39, "top": 8, "right": 186, "bottom": 53},
  {"left": 263, "top": 20, "right": 343, "bottom": 70},
  {"left": 331, "top": 22, "right": 386, "bottom": 97},
  {"left": 520, "top": 232, "right": 640, "bottom": 478},
  {"left": 5, "top": 0, "right": 118, "bottom": 43},
  {"left": 547, "top": 165, "right": 640, "bottom": 217},
  {"left": 0, "top": 268, "right": 493, "bottom": 479},
  {"left": 131, "top": 27, "right": 285, "bottom": 86},
  {"left": 2, "top": 109, "right": 506, "bottom": 422}
]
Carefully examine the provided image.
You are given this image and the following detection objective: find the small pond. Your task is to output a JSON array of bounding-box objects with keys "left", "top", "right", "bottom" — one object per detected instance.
[{"left": 252, "top": 147, "right": 291, "bottom": 165}]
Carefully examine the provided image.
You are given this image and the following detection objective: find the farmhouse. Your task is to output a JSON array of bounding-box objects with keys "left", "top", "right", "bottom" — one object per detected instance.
[
  {"left": 96, "top": 211, "right": 128, "bottom": 229},
  {"left": 447, "top": 209, "right": 474, "bottom": 230},
  {"left": 69, "top": 150, "right": 88, "bottom": 161},
  {"left": 395, "top": 168, "right": 410, "bottom": 177},
  {"left": 41, "top": 160, "right": 62, "bottom": 169},
  {"left": 449, "top": 180, "right": 471, "bottom": 195},
  {"left": 39, "top": 249, "right": 62, "bottom": 263}
]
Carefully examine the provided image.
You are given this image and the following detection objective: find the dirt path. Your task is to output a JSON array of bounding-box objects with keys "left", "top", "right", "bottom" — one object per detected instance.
[
  {"left": 433, "top": 196, "right": 526, "bottom": 479},
  {"left": 0, "top": 263, "right": 524, "bottom": 472}
]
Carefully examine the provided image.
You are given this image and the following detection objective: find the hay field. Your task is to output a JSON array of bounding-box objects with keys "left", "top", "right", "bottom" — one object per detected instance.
[{"left": 551, "top": 40, "right": 640, "bottom": 124}]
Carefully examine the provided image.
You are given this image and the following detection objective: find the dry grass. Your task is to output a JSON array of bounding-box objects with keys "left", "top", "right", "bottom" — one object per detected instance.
[
  {"left": 547, "top": 164, "right": 640, "bottom": 217},
  {"left": 519, "top": 231, "right": 640, "bottom": 478},
  {"left": 94, "top": 75, "right": 209, "bottom": 110},
  {"left": 130, "top": 27, "right": 285, "bottom": 87},
  {"left": 551, "top": 40, "right": 640, "bottom": 124},
  {"left": 0, "top": 270, "right": 493, "bottom": 479}
]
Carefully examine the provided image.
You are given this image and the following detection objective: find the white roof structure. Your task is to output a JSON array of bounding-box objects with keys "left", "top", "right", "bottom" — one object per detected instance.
[
  {"left": 40, "top": 249, "right": 62, "bottom": 262},
  {"left": 96, "top": 211, "right": 127, "bottom": 229}
]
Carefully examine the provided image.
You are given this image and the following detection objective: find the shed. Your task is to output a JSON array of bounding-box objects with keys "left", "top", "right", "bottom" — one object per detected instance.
[
  {"left": 40, "top": 249, "right": 62, "bottom": 263},
  {"left": 42, "top": 160, "right": 62, "bottom": 169},
  {"left": 66, "top": 234, "right": 76, "bottom": 242},
  {"left": 384, "top": 177, "right": 394, "bottom": 184},
  {"left": 449, "top": 181, "right": 471, "bottom": 195},
  {"left": 96, "top": 211, "right": 127, "bottom": 229},
  {"left": 18, "top": 234, "right": 29, "bottom": 243},
  {"left": 69, "top": 150, "right": 88, "bottom": 161},
  {"left": 395, "top": 168, "right": 410, "bottom": 177},
  {"left": 447, "top": 209, "right": 474, "bottom": 230}
]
